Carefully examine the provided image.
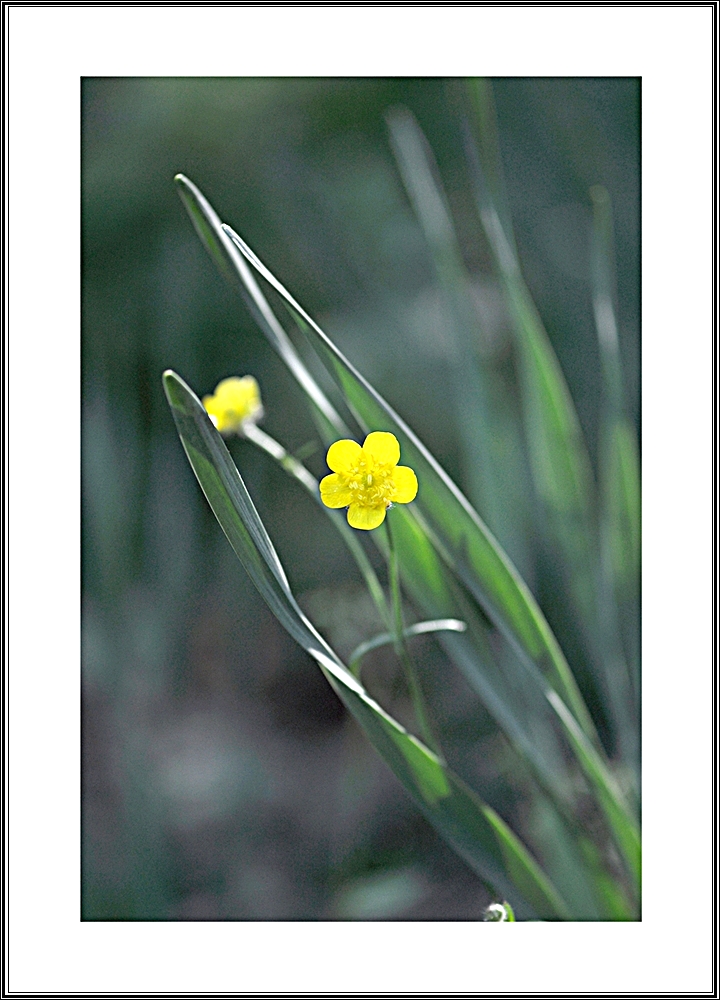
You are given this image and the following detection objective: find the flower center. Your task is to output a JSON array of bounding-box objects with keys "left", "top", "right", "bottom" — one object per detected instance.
[{"left": 345, "top": 461, "right": 394, "bottom": 508}]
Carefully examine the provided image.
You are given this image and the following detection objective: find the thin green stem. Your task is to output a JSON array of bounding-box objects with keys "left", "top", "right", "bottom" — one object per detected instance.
[
  {"left": 241, "top": 421, "right": 392, "bottom": 631},
  {"left": 385, "top": 513, "right": 443, "bottom": 760},
  {"left": 243, "top": 422, "right": 442, "bottom": 759}
]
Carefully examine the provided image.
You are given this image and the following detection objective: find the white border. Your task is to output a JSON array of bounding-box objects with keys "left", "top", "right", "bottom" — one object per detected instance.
[{"left": 7, "top": 4, "right": 714, "bottom": 995}]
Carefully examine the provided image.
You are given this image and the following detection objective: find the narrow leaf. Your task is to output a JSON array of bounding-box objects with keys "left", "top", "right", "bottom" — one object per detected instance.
[
  {"left": 221, "top": 222, "right": 639, "bottom": 890},
  {"left": 387, "top": 106, "right": 532, "bottom": 580},
  {"left": 174, "top": 173, "right": 349, "bottom": 443},
  {"left": 174, "top": 176, "right": 638, "bottom": 891},
  {"left": 246, "top": 381, "right": 603, "bottom": 880},
  {"left": 174, "top": 175, "right": 583, "bottom": 844},
  {"left": 463, "top": 79, "right": 604, "bottom": 651},
  {"left": 349, "top": 618, "right": 467, "bottom": 676},
  {"left": 590, "top": 184, "right": 641, "bottom": 711},
  {"left": 162, "top": 368, "right": 571, "bottom": 920},
  {"left": 221, "top": 220, "right": 598, "bottom": 750}
]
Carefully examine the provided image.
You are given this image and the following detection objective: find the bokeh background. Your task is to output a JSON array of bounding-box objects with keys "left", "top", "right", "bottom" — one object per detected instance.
[{"left": 82, "top": 77, "right": 639, "bottom": 920}]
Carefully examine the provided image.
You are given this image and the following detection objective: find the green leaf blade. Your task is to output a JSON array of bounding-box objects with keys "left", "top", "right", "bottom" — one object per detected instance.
[
  {"left": 216, "top": 219, "right": 640, "bottom": 885},
  {"left": 387, "top": 105, "right": 533, "bottom": 581},
  {"left": 174, "top": 174, "right": 349, "bottom": 442},
  {"left": 173, "top": 178, "right": 639, "bottom": 900},
  {"left": 463, "top": 81, "right": 601, "bottom": 639},
  {"left": 221, "top": 221, "right": 598, "bottom": 748},
  {"left": 591, "top": 183, "right": 641, "bottom": 708},
  {"left": 173, "top": 178, "right": 586, "bottom": 845},
  {"left": 162, "top": 368, "right": 570, "bottom": 920}
]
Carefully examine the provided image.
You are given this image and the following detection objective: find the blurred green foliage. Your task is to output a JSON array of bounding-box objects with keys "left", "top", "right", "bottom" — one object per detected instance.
[{"left": 82, "top": 77, "right": 639, "bottom": 920}]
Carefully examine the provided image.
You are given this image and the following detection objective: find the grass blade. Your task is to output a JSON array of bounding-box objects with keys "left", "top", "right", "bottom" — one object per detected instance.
[
  {"left": 386, "top": 107, "right": 532, "bottom": 579},
  {"left": 173, "top": 176, "right": 638, "bottom": 894},
  {"left": 466, "top": 80, "right": 639, "bottom": 796},
  {"left": 221, "top": 222, "right": 639, "bottom": 891},
  {"left": 162, "top": 368, "right": 571, "bottom": 920},
  {"left": 175, "top": 174, "right": 592, "bottom": 744},
  {"left": 392, "top": 504, "right": 639, "bottom": 904},
  {"left": 348, "top": 618, "right": 467, "bottom": 677},
  {"left": 466, "top": 140, "right": 598, "bottom": 644},
  {"left": 221, "top": 220, "right": 598, "bottom": 749},
  {"left": 245, "top": 410, "right": 614, "bottom": 905},
  {"left": 241, "top": 400, "right": 614, "bottom": 913},
  {"left": 461, "top": 78, "right": 517, "bottom": 256},
  {"left": 387, "top": 504, "right": 574, "bottom": 799},
  {"left": 590, "top": 185, "right": 641, "bottom": 718},
  {"left": 174, "top": 175, "right": 582, "bottom": 833},
  {"left": 174, "top": 173, "right": 350, "bottom": 443}
]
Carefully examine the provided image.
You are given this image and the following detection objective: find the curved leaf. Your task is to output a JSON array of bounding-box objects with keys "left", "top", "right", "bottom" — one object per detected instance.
[
  {"left": 221, "top": 219, "right": 598, "bottom": 746},
  {"left": 162, "top": 368, "right": 570, "bottom": 920},
  {"left": 174, "top": 173, "right": 349, "bottom": 443},
  {"left": 173, "top": 175, "right": 585, "bottom": 807},
  {"left": 173, "top": 176, "right": 638, "bottom": 897},
  {"left": 244, "top": 408, "right": 595, "bottom": 876},
  {"left": 221, "top": 222, "right": 639, "bottom": 893},
  {"left": 348, "top": 618, "right": 467, "bottom": 677}
]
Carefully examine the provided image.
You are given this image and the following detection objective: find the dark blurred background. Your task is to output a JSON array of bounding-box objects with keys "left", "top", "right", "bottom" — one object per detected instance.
[{"left": 82, "top": 77, "right": 639, "bottom": 920}]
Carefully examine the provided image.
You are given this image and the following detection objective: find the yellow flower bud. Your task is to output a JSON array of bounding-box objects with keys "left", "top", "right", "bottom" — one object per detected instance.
[{"left": 202, "top": 375, "right": 263, "bottom": 434}]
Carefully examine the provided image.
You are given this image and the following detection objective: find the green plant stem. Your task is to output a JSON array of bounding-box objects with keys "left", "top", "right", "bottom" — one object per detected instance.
[
  {"left": 386, "top": 513, "right": 443, "bottom": 761},
  {"left": 241, "top": 421, "right": 392, "bottom": 632}
]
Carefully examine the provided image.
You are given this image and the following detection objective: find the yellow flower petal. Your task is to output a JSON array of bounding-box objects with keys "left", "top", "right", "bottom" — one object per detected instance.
[
  {"left": 326, "top": 439, "right": 362, "bottom": 474},
  {"left": 391, "top": 466, "right": 418, "bottom": 503},
  {"left": 203, "top": 394, "right": 233, "bottom": 432},
  {"left": 319, "top": 473, "right": 354, "bottom": 509},
  {"left": 216, "top": 374, "right": 254, "bottom": 396},
  {"left": 362, "top": 431, "right": 400, "bottom": 468},
  {"left": 347, "top": 502, "right": 387, "bottom": 530},
  {"left": 202, "top": 375, "right": 262, "bottom": 433},
  {"left": 320, "top": 432, "right": 417, "bottom": 524}
]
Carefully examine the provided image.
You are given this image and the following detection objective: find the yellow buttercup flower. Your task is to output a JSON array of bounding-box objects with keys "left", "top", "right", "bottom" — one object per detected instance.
[
  {"left": 202, "top": 375, "right": 263, "bottom": 434},
  {"left": 319, "top": 431, "right": 418, "bottom": 530}
]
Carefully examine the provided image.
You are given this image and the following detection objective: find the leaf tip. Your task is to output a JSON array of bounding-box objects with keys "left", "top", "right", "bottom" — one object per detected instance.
[
  {"left": 162, "top": 369, "right": 189, "bottom": 409},
  {"left": 174, "top": 174, "right": 199, "bottom": 203}
]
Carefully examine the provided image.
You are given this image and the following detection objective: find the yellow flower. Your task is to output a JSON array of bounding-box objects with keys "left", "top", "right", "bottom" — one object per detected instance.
[
  {"left": 319, "top": 431, "right": 418, "bottom": 530},
  {"left": 202, "top": 375, "right": 263, "bottom": 434}
]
